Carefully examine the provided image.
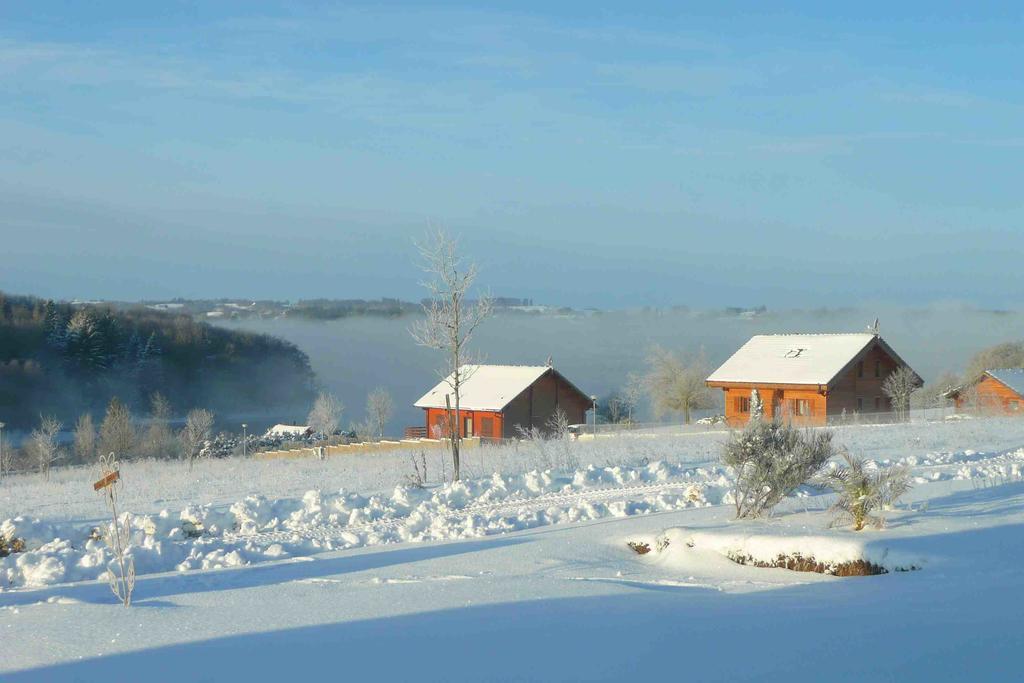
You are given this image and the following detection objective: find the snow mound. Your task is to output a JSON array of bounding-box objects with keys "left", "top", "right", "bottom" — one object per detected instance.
[
  {"left": 1, "top": 461, "right": 721, "bottom": 591},
  {"left": 655, "top": 526, "right": 925, "bottom": 575}
]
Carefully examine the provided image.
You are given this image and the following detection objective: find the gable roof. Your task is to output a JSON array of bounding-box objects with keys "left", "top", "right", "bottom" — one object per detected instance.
[
  {"left": 706, "top": 333, "right": 909, "bottom": 387},
  {"left": 983, "top": 368, "right": 1024, "bottom": 397},
  {"left": 414, "top": 365, "right": 589, "bottom": 411}
]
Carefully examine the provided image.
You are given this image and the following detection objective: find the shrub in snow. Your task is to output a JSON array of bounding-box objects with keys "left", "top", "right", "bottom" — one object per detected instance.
[
  {"left": 516, "top": 410, "right": 579, "bottom": 472},
  {"left": 750, "top": 389, "right": 764, "bottom": 421},
  {"left": 0, "top": 533, "right": 26, "bottom": 557},
  {"left": 97, "top": 454, "right": 136, "bottom": 607},
  {"left": 819, "top": 451, "right": 911, "bottom": 530},
  {"left": 722, "top": 419, "right": 834, "bottom": 519}
]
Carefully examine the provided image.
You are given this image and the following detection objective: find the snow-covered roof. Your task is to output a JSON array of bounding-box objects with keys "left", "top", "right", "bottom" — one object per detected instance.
[
  {"left": 706, "top": 333, "right": 881, "bottom": 387},
  {"left": 985, "top": 369, "right": 1024, "bottom": 397},
  {"left": 265, "top": 424, "right": 311, "bottom": 437},
  {"left": 415, "top": 365, "right": 584, "bottom": 411}
]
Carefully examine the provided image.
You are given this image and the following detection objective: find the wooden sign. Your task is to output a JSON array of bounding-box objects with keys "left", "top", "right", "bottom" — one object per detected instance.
[{"left": 93, "top": 470, "right": 120, "bottom": 491}]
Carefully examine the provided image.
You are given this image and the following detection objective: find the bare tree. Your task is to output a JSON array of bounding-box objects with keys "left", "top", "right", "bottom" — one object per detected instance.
[
  {"left": 366, "top": 387, "right": 394, "bottom": 440},
  {"left": 99, "top": 398, "right": 136, "bottom": 459},
  {"left": 882, "top": 366, "right": 920, "bottom": 422},
  {"left": 644, "top": 346, "right": 714, "bottom": 424},
  {"left": 964, "top": 341, "right": 1024, "bottom": 384},
  {"left": 73, "top": 413, "right": 97, "bottom": 464},
  {"left": 409, "top": 229, "right": 493, "bottom": 481},
  {"left": 29, "top": 415, "right": 63, "bottom": 481},
  {"left": 140, "top": 392, "right": 176, "bottom": 459},
  {"left": 307, "top": 391, "right": 344, "bottom": 439},
  {"left": 180, "top": 408, "right": 214, "bottom": 471},
  {"left": 913, "top": 371, "right": 960, "bottom": 410},
  {"left": 605, "top": 395, "right": 624, "bottom": 424},
  {"left": 620, "top": 373, "right": 643, "bottom": 424}
]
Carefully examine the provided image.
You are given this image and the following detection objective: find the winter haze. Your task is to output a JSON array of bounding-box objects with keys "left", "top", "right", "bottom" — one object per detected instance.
[{"left": 2, "top": 3, "right": 1022, "bottom": 308}]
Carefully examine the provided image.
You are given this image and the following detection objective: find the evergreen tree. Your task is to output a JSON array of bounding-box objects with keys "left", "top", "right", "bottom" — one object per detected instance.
[
  {"left": 750, "top": 388, "right": 764, "bottom": 421},
  {"left": 65, "top": 309, "right": 107, "bottom": 372}
]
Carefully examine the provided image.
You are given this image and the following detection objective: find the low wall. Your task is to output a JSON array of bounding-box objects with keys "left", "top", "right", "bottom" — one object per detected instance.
[{"left": 254, "top": 437, "right": 482, "bottom": 460}]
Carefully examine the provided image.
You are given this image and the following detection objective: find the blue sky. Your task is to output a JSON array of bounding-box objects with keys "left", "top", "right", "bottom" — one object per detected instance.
[{"left": 1, "top": 2, "right": 1022, "bottom": 308}]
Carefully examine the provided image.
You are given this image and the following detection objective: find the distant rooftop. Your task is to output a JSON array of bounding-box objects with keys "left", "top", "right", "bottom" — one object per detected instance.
[{"left": 985, "top": 368, "right": 1024, "bottom": 397}]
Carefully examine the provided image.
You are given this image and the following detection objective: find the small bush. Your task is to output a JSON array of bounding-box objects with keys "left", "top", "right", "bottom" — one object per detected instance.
[
  {"left": 0, "top": 534, "right": 26, "bottom": 557},
  {"left": 722, "top": 419, "right": 835, "bottom": 519},
  {"left": 819, "top": 451, "right": 911, "bottom": 530}
]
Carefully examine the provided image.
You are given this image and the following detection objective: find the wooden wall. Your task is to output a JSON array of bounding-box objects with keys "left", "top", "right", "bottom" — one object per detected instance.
[
  {"left": 827, "top": 343, "right": 899, "bottom": 416},
  {"left": 423, "top": 407, "right": 504, "bottom": 439},
  {"left": 501, "top": 371, "right": 589, "bottom": 438},
  {"left": 956, "top": 375, "right": 1024, "bottom": 414},
  {"left": 721, "top": 386, "right": 827, "bottom": 426}
]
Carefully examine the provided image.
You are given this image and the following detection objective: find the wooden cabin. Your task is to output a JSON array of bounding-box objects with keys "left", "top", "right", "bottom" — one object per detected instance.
[
  {"left": 413, "top": 365, "right": 591, "bottom": 440},
  {"left": 947, "top": 369, "right": 1024, "bottom": 414},
  {"left": 706, "top": 333, "right": 920, "bottom": 426}
]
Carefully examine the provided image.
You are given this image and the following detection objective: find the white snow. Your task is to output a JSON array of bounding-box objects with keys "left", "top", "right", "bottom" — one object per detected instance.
[
  {"left": 265, "top": 424, "right": 312, "bottom": 438},
  {"left": 707, "top": 333, "right": 894, "bottom": 385},
  {"left": 414, "top": 364, "right": 585, "bottom": 410},
  {"left": 2, "top": 418, "right": 1024, "bottom": 681}
]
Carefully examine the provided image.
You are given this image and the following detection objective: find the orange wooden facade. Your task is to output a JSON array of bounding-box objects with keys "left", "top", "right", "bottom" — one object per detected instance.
[
  {"left": 718, "top": 384, "right": 829, "bottom": 426},
  {"left": 424, "top": 407, "right": 504, "bottom": 439},
  {"left": 953, "top": 375, "right": 1024, "bottom": 414}
]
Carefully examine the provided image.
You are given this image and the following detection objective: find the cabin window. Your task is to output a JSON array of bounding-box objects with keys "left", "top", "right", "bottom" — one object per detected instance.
[
  {"left": 788, "top": 399, "right": 811, "bottom": 417},
  {"left": 481, "top": 417, "right": 495, "bottom": 437},
  {"left": 874, "top": 360, "right": 881, "bottom": 378},
  {"left": 857, "top": 361, "right": 864, "bottom": 378},
  {"left": 734, "top": 396, "right": 750, "bottom": 413}
]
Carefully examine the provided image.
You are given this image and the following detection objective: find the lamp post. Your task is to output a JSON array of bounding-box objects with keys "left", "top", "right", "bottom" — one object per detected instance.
[
  {"left": 590, "top": 396, "right": 597, "bottom": 437},
  {"left": 241, "top": 423, "right": 248, "bottom": 458}
]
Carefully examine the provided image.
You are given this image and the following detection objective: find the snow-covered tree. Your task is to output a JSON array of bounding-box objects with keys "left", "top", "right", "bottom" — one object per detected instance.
[
  {"left": 29, "top": 415, "right": 63, "bottom": 481},
  {"left": 180, "top": 408, "right": 214, "bottom": 471},
  {"left": 620, "top": 373, "right": 643, "bottom": 424},
  {"left": 99, "top": 398, "right": 136, "bottom": 458},
  {"left": 308, "top": 391, "right": 344, "bottom": 438},
  {"left": 366, "top": 387, "right": 393, "bottom": 440},
  {"left": 819, "top": 451, "right": 911, "bottom": 530},
  {"left": 722, "top": 419, "right": 834, "bottom": 519},
  {"left": 72, "top": 413, "right": 97, "bottom": 464},
  {"left": 64, "top": 309, "right": 108, "bottom": 372},
  {"left": 409, "top": 229, "right": 492, "bottom": 481},
  {"left": 750, "top": 388, "right": 764, "bottom": 421},
  {"left": 882, "top": 366, "right": 920, "bottom": 422},
  {"left": 139, "top": 392, "right": 175, "bottom": 459}
]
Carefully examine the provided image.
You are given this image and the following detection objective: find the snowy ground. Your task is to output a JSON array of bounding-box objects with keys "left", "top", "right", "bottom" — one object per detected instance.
[{"left": 3, "top": 417, "right": 1024, "bottom": 680}]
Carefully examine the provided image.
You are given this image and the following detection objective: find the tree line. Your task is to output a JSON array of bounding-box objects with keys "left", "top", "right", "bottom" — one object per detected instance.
[{"left": 0, "top": 292, "right": 316, "bottom": 429}]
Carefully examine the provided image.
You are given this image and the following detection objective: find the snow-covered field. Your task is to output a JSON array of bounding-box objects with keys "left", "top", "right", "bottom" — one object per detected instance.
[{"left": 3, "top": 417, "right": 1024, "bottom": 681}]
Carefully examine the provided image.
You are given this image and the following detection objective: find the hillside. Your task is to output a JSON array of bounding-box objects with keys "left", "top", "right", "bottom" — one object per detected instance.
[{"left": 0, "top": 292, "right": 316, "bottom": 429}]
